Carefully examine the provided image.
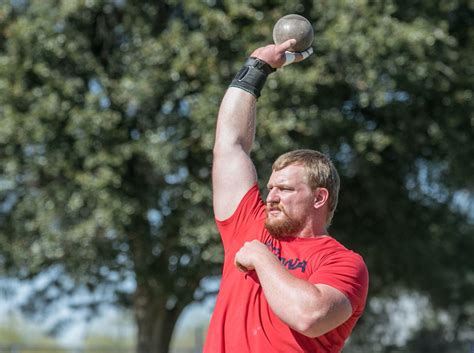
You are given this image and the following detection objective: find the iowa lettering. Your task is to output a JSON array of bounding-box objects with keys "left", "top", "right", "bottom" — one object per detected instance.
[{"left": 265, "top": 240, "right": 307, "bottom": 273}]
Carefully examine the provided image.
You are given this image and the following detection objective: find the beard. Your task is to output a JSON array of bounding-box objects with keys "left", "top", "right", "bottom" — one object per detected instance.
[{"left": 264, "top": 204, "right": 304, "bottom": 239}]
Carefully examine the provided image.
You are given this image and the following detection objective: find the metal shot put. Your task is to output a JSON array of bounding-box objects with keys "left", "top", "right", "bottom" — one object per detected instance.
[{"left": 273, "top": 14, "right": 314, "bottom": 52}]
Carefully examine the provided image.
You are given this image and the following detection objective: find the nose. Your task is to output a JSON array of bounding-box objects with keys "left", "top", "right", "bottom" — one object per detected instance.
[{"left": 266, "top": 188, "right": 280, "bottom": 204}]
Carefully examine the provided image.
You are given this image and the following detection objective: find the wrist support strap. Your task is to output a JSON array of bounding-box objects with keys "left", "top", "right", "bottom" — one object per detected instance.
[{"left": 230, "top": 57, "right": 276, "bottom": 98}]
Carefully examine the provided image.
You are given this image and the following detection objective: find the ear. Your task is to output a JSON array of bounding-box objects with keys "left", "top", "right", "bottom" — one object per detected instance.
[{"left": 313, "top": 188, "right": 329, "bottom": 210}]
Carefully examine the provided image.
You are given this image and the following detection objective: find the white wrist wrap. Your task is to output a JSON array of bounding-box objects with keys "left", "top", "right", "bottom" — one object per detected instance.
[
  {"left": 283, "top": 47, "right": 314, "bottom": 66},
  {"left": 283, "top": 52, "right": 296, "bottom": 66}
]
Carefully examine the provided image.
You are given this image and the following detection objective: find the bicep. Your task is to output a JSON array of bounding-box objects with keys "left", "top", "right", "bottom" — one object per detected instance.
[{"left": 212, "top": 147, "right": 257, "bottom": 221}]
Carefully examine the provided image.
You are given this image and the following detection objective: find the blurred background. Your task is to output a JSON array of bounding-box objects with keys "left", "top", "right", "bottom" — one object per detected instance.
[{"left": 0, "top": 0, "right": 473, "bottom": 352}]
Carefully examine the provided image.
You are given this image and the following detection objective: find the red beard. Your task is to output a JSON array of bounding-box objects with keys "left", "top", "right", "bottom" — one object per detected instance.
[{"left": 264, "top": 203, "right": 304, "bottom": 239}]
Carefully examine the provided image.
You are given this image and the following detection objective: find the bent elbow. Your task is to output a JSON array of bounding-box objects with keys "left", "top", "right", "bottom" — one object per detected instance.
[
  {"left": 288, "top": 310, "right": 316, "bottom": 335},
  {"left": 291, "top": 309, "right": 332, "bottom": 338},
  {"left": 293, "top": 318, "right": 322, "bottom": 338},
  {"left": 298, "top": 327, "right": 325, "bottom": 338},
  {"left": 294, "top": 322, "right": 329, "bottom": 338},
  {"left": 213, "top": 140, "right": 250, "bottom": 159}
]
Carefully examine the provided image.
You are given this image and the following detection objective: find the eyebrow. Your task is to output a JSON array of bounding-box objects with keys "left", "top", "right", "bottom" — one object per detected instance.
[{"left": 267, "top": 182, "right": 295, "bottom": 190}]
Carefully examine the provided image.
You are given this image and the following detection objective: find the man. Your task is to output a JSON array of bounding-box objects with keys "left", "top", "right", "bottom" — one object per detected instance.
[{"left": 203, "top": 39, "right": 369, "bottom": 353}]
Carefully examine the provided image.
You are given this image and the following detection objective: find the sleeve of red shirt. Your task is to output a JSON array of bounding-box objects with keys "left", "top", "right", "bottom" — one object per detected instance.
[
  {"left": 215, "top": 184, "right": 266, "bottom": 251},
  {"left": 308, "top": 250, "right": 369, "bottom": 313}
]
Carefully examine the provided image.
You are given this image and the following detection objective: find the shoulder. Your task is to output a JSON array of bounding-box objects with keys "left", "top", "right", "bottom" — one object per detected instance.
[
  {"left": 307, "top": 238, "right": 369, "bottom": 311},
  {"left": 320, "top": 237, "right": 367, "bottom": 273}
]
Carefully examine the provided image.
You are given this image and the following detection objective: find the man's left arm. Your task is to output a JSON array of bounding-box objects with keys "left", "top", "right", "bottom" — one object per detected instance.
[{"left": 235, "top": 240, "right": 353, "bottom": 337}]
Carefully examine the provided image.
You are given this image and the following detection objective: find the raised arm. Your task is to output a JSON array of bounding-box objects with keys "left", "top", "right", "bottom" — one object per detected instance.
[
  {"left": 213, "top": 41, "right": 311, "bottom": 220},
  {"left": 212, "top": 87, "right": 258, "bottom": 221}
]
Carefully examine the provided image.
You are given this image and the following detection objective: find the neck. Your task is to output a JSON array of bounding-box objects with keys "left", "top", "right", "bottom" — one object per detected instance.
[{"left": 295, "top": 219, "right": 328, "bottom": 238}]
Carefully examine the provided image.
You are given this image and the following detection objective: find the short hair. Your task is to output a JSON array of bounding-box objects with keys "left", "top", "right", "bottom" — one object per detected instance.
[{"left": 272, "top": 149, "right": 340, "bottom": 226}]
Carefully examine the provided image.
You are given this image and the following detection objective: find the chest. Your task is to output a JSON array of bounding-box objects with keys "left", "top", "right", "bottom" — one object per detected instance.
[
  {"left": 263, "top": 238, "right": 313, "bottom": 280},
  {"left": 224, "top": 226, "right": 319, "bottom": 282}
]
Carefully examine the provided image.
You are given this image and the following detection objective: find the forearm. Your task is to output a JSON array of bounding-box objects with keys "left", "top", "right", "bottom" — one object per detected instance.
[
  {"left": 214, "top": 40, "right": 311, "bottom": 157},
  {"left": 214, "top": 87, "right": 256, "bottom": 155},
  {"left": 253, "top": 254, "right": 328, "bottom": 336}
]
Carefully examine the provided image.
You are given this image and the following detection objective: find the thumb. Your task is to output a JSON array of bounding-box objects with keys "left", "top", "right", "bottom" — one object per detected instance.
[
  {"left": 235, "top": 261, "right": 249, "bottom": 273},
  {"left": 276, "top": 39, "right": 296, "bottom": 53}
]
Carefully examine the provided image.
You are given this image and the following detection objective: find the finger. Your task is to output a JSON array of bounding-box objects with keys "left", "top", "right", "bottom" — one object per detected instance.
[
  {"left": 235, "top": 261, "right": 249, "bottom": 273},
  {"left": 276, "top": 39, "right": 297, "bottom": 53},
  {"left": 283, "top": 47, "right": 313, "bottom": 66}
]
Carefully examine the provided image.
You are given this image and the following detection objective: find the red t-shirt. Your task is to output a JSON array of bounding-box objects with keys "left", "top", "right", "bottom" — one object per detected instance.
[{"left": 203, "top": 184, "right": 369, "bottom": 353}]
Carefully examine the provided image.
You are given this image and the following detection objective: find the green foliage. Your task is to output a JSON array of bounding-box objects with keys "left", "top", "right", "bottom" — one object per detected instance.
[{"left": 0, "top": 0, "right": 472, "bottom": 351}]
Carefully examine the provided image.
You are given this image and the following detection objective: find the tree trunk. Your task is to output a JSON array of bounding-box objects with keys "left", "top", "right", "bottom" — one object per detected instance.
[{"left": 134, "top": 284, "right": 185, "bottom": 353}]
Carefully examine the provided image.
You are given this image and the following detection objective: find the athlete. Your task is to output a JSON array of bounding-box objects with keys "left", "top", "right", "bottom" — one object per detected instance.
[{"left": 203, "top": 39, "right": 369, "bottom": 353}]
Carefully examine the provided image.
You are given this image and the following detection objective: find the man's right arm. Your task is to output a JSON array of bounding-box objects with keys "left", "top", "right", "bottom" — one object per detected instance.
[
  {"left": 212, "top": 87, "right": 258, "bottom": 221},
  {"left": 213, "top": 40, "right": 309, "bottom": 221}
]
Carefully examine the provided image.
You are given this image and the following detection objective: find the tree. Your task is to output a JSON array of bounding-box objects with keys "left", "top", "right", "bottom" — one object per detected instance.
[
  {"left": 0, "top": 1, "right": 472, "bottom": 352},
  {"left": 1, "top": 1, "right": 222, "bottom": 352}
]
